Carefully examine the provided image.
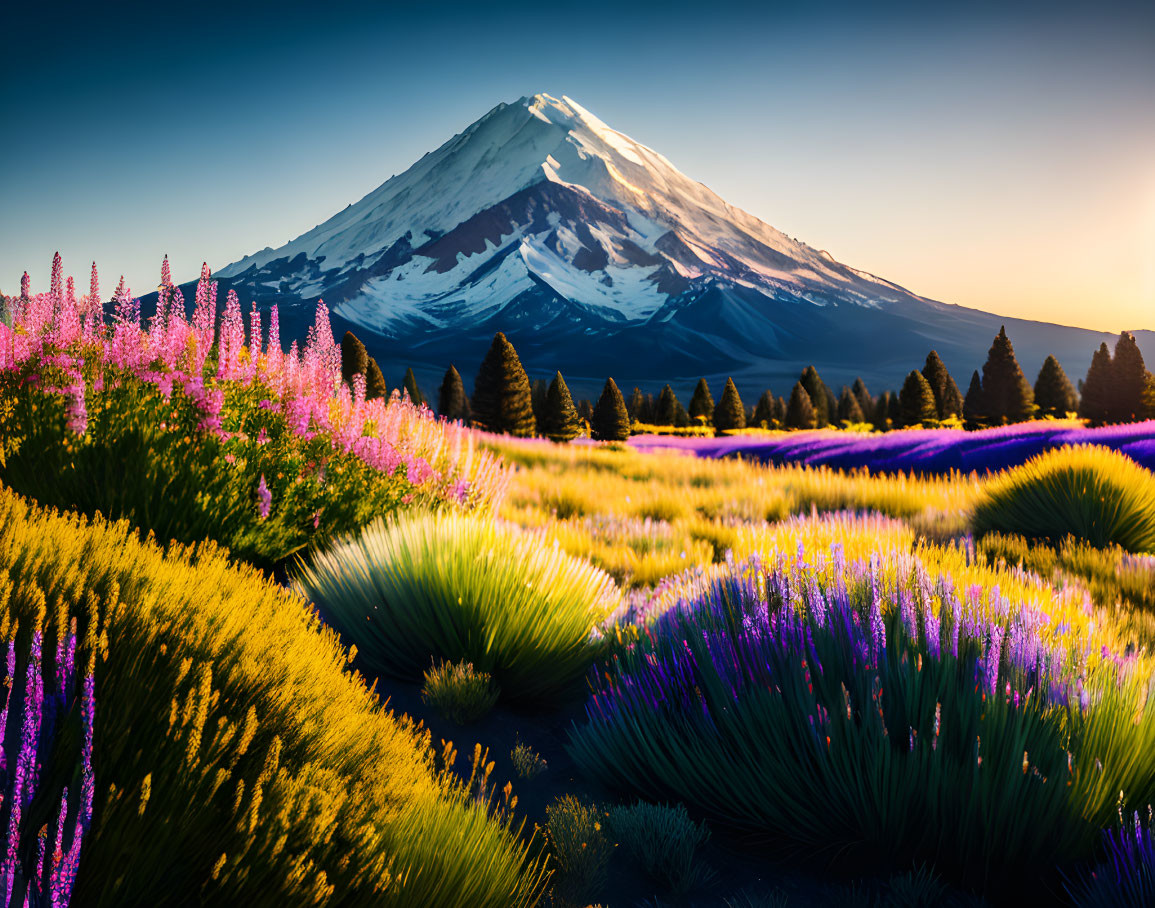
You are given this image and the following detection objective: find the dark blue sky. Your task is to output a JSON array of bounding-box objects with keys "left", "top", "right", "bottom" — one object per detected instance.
[{"left": 3, "top": 0, "right": 1152, "bottom": 329}]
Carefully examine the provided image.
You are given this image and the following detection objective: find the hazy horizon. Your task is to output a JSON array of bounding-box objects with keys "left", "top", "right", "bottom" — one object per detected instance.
[{"left": 2, "top": 0, "right": 1152, "bottom": 333}]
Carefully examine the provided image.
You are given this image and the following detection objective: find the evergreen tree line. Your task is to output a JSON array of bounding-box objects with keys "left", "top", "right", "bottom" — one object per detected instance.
[{"left": 339, "top": 325, "right": 1154, "bottom": 443}]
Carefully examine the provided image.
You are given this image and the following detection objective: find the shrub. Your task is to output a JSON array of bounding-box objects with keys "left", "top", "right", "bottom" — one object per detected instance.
[
  {"left": 544, "top": 796, "right": 612, "bottom": 908},
  {"left": 0, "top": 484, "right": 546, "bottom": 907},
  {"left": 295, "top": 511, "right": 619, "bottom": 704},
  {"left": 421, "top": 660, "right": 500, "bottom": 723},
  {"left": 511, "top": 739, "right": 547, "bottom": 780},
  {"left": 1066, "top": 810, "right": 1155, "bottom": 907},
  {"left": 972, "top": 446, "right": 1155, "bottom": 553},
  {"left": 605, "top": 801, "right": 712, "bottom": 894},
  {"left": 568, "top": 547, "right": 1155, "bottom": 896}
]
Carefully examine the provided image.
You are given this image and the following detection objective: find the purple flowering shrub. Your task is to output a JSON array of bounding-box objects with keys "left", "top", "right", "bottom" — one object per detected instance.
[
  {"left": 0, "top": 604, "right": 95, "bottom": 907},
  {"left": 569, "top": 546, "right": 1155, "bottom": 896},
  {"left": 0, "top": 257, "right": 506, "bottom": 567},
  {"left": 1066, "top": 809, "right": 1155, "bottom": 907}
]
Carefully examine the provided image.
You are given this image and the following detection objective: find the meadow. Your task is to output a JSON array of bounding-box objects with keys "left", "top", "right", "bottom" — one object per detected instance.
[{"left": 1, "top": 262, "right": 1154, "bottom": 906}]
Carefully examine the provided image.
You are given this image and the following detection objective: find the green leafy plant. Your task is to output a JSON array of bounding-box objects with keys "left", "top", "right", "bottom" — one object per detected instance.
[
  {"left": 544, "top": 795, "right": 612, "bottom": 908},
  {"left": 972, "top": 445, "right": 1155, "bottom": 553},
  {"left": 295, "top": 511, "right": 619, "bottom": 704},
  {"left": 511, "top": 739, "right": 548, "bottom": 780},
  {"left": 421, "top": 660, "right": 500, "bottom": 723},
  {"left": 605, "top": 801, "right": 713, "bottom": 894}
]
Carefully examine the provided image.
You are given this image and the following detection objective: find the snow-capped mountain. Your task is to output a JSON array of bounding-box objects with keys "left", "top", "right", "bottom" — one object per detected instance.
[{"left": 213, "top": 93, "right": 1147, "bottom": 398}]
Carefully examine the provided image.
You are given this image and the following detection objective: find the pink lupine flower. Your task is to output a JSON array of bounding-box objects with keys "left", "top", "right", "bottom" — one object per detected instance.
[
  {"left": 257, "top": 475, "right": 272, "bottom": 520},
  {"left": 20, "top": 271, "right": 30, "bottom": 300},
  {"left": 65, "top": 379, "right": 88, "bottom": 435}
]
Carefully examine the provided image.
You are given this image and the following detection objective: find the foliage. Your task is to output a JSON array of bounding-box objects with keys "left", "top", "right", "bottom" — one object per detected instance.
[
  {"left": 799, "top": 365, "right": 833, "bottom": 427},
  {"left": 713, "top": 377, "right": 746, "bottom": 433},
  {"left": 885, "top": 865, "right": 949, "bottom": 907},
  {"left": 973, "top": 445, "right": 1155, "bottom": 553},
  {"left": 0, "top": 485, "right": 547, "bottom": 907},
  {"left": 1033, "top": 354, "right": 1078, "bottom": 419},
  {"left": 605, "top": 801, "right": 712, "bottom": 894},
  {"left": 421, "top": 660, "right": 500, "bottom": 724},
  {"left": 785, "top": 382, "right": 816, "bottom": 430},
  {"left": 921, "top": 351, "right": 963, "bottom": 420},
  {"left": 542, "top": 371, "right": 582, "bottom": 442},
  {"left": 569, "top": 546, "right": 1155, "bottom": 896},
  {"left": 437, "top": 364, "right": 470, "bottom": 422},
  {"left": 544, "top": 796, "right": 612, "bottom": 908},
  {"left": 591, "top": 377, "right": 630, "bottom": 442},
  {"left": 1112, "top": 332, "right": 1148, "bottom": 423},
  {"left": 365, "top": 354, "right": 389, "bottom": 401},
  {"left": 688, "top": 378, "right": 714, "bottom": 426},
  {"left": 340, "top": 330, "right": 369, "bottom": 387},
  {"left": 837, "top": 386, "right": 865, "bottom": 425},
  {"left": 1066, "top": 809, "right": 1155, "bottom": 908},
  {"left": 977, "top": 327, "right": 1034, "bottom": 424},
  {"left": 402, "top": 366, "right": 427, "bottom": 407},
  {"left": 1079, "top": 343, "right": 1114, "bottom": 426},
  {"left": 752, "top": 390, "right": 776, "bottom": 429},
  {"left": 511, "top": 739, "right": 547, "bottom": 780},
  {"left": 899, "top": 370, "right": 937, "bottom": 427},
  {"left": 294, "top": 511, "right": 619, "bottom": 704},
  {"left": 470, "top": 331, "right": 536, "bottom": 437}
]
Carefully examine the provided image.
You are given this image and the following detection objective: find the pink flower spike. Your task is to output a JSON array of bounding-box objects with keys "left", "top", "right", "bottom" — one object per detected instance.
[{"left": 257, "top": 475, "right": 272, "bottom": 520}]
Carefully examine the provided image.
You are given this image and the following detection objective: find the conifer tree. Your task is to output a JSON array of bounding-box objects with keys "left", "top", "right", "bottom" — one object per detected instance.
[
  {"left": 887, "top": 392, "right": 902, "bottom": 429},
  {"left": 402, "top": 367, "right": 427, "bottom": 407},
  {"left": 688, "top": 378, "right": 714, "bottom": 426},
  {"left": 1033, "top": 355, "right": 1078, "bottom": 419},
  {"left": 531, "top": 378, "right": 549, "bottom": 431},
  {"left": 837, "top": 386, "right": 865, "bottom": 425},
  {"left": 656, "top": 384, "right": 681, "bottom": 426},
  {"left": 674, "top": 399, "right": 692, "bottom": 428},
  {"left": 340, "top": 331, "right": 369, "bottom": 388},
  {"left": 438, "top": 365, "right": 470, "bottom": 422},
  {"left": 1112, "top": 332, "right": 1148, "bottom": 423},
  {"left": 577, "top": 399, "right": 594, "bottom": 427},
  {"left": 752, "top": 390, "right": 775, "bottom": 428},
  {"left": 921, "top": 350, "right": 963, "bottom": 419},
  {"left": 591, "top": 378, "right": 631, "bottom": 441},
  {"left": 542, "top": 371, "right": 582, "bottom": 442},
  {"left": 713, "top": 378, "right": 746, "bottom": 432},
  {"left": 471, "top": 332, "right": 536, "bottom": 436},
  {"left": 785, "top": 381, "right": 817, "bottom": 430},
  {"left": 1142, "top": 372, "right": 1155, "bottom": 421},
  {"left": 871, "top": 392, "right": 890, "bottom": 431},
  {"left": 1079, "top": 343, "right": 1114, "bottom": 425},
  {"left": 798, "top": 366, "right": 833, "bottom": 427},
  {"left": 771, "top": 395, "right": 787, "bottom": 428},
  {"left": 627, "top": 387, "right": 645, "bottom": 422},
  {"left": 365, "top": 356, "right": 388, "bottom": 400},
  {"left": 962, "top": 370, "right": 986, "bottom": 428},
  {"left": 852, "top": 378, "right": 873, "bottom": 418},
  {"left": 639, "top": 392, "right": 656, "bottom": 424},
  {"left": 899, "top": 370, "right": 937, "bottom": 427},
  {"left": 979, "top": 327, "right": 1034, "bottom": 424}
]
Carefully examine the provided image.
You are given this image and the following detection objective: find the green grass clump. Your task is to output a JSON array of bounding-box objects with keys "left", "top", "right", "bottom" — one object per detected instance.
[
  {"left": 0, "top": 484, "right": 547, "bottom": 907},
  {"left": 422, "top": 660, "right": 500, "bottom": 723},
  {"left": 544, "top": 796, "right": 612, "bottom": 908},
  {"left": 605, "top": 801, "right": 713, "bottom": 894},
  {"left": 295, "top": 511, "right": 619, "bottom": 704},
  {"left": 511, "top": 739, "right": 548, "bottom": 779},
  {"left": 972, "top": 446, "right": 1155, "bottom": 553}
]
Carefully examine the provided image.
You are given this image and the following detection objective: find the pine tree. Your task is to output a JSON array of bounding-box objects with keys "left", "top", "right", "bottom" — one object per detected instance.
[
  {"left": 921, "top": 350, "right": 963, "bottom": 419},
  {"left": 365, "top": 356, "right": 388, "bottom": 400},
  {"left": 979, "top": 327, "right": 1034, "bottom": 424},
  {"left": 1079, "top": 343, "right": 1114, "bottom": 425},
  {"left": 798, "top": 366, "right": 833, "bottom": 427},
  {"left": 340, "top": 331, "right": 369, "bottom": 388},
  {"left": 674, "top": 399, "right": 692, "bottom": 428},
  {"left": 887, "top": 392, "right": 902, "bottom": 429},
  {"left": 963, "top": 370, "right": 986, "bottom": 428},
  {"left": 785, "top": 381, "right": 817, "bottom": 430},
  {"left": 899, "top": 370, "right": 937, "bottom": 427},
  {"left": 656, "top": 384, "right": 681, "bottom": 426},
  {"left": 873, "top": 391, "right": 892, "bottom": 431},
  {"left": 591, "top": 378, "right": 630, "bottom": 441},
  {"left": 577, "top": 399, "right": 594, "bottom": 427},
  {"left": 1033, "top": 355, "right": 1078, "bottom": 419},
  {"left": 627, "top": 387, "right": 645, "bottom": 422},
  {"left": 752, "top": 390, "right": 775, "bottom": 428},
  {"left": 471, "top": 332, "right": 536, "bottom": 436},
  {"left": 402, "top": 367, "right": 427, "bottom": 407},
  {"left": 771, "top": 395, "right": 787, "bottom": 428},
  {"left": 639, "top": 392, "right": 656, "bottom": 424},
  {"left": 543, "top": 371, "right": 582, "bottom": 442},
  {"left": 438, "top": 365, "right": 470, "bottom": 422},
  {"left": 837, "top": 386, "right": 865, "bottom": 425},
  {"left": 1112, "top": 332, "right": 1148, "bottom": 423},
  {"left": 852, "top": 378, "right": 874, "bottom": 419},
  {"left": 1142, "top": 372, "right": 1155, "bottom": 421},
  {"left": 688, "top": 379, "right": 714, "bottom": 426},
  {"left": 713, "top": 378, "right": 746, "bottom": 432},
  {"left": 531, "top": 378, "right": 549, "bottom": 431}
]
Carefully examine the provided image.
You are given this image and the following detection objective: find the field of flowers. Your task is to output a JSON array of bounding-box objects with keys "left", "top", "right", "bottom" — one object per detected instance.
[
  {"left": 2, "top": 257, "right": 1155, "bottom": 906},
  {"left": 627, "top": 419, "right": 1155, "bottom": 475}
]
